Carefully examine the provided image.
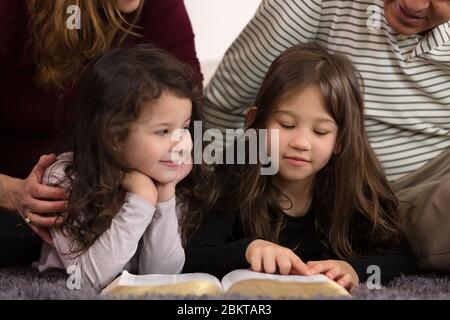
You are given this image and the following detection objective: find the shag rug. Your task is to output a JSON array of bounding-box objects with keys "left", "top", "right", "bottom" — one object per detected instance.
[{"left": 0, "top": 265, "right": 449, "bottom": 300}]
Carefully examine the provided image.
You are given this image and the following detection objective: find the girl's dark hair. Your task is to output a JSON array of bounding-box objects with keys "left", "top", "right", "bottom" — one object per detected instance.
[
  {"left": 55, "top": 44, "right": 204, "bottom": 255},
  {"left": 182, "top": 43, "right": 405, "bottom": 258}
]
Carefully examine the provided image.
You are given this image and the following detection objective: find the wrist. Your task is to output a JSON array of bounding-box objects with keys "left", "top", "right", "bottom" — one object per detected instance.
[
  {"left": 156, "top": 184, "right": 175, "bottom": 203},
  {"left": 0, "top": 174, "right": 21, "bottom": 212},
  {"left": 132, "top": 190, "right": 157, "bottom": 207}
]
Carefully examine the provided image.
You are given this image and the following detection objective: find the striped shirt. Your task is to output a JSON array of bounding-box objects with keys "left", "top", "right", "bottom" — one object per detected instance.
[{"left": 204, "top": 0, "right": 450, "bottom": 181}]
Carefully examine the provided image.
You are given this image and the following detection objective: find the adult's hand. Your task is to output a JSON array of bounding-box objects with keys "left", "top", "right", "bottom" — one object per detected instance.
[{"left": 2, "top": 154, "right": 67, "bottom": 244}]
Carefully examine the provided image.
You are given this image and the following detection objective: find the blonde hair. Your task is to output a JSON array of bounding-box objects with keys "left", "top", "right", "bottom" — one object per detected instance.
[{"left": 28, "top": 0, "right": 143, "bottom": 89}]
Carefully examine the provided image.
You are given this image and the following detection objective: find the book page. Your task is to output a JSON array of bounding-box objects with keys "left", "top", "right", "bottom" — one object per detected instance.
[
  {"left": 118, "top": 270, "right": 222, "bottom": 287},
  {"left": 221, "top": 269, "right": 350, "bottom": 298},
  {"left": 221, "top": 269, "right": 331, "bottom": 291},
  {"left": 102, "top": 271, "right": 223, "bottom": 296}
]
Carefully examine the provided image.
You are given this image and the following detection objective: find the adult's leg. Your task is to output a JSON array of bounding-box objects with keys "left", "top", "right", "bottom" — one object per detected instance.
[
  {"left": 0, "top": 209, "right": 42, "bottom": 268},
  {"left": 391, "top": 148, "right": 450, "bottom": 271}
]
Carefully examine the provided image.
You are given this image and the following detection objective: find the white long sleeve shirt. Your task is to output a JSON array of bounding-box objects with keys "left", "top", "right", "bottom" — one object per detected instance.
[{"left": 36, "top": 153, "right": 185, "bottom": 290}]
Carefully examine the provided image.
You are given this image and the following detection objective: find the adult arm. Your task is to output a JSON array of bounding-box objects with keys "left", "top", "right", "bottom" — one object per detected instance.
[
  {"left": 204, "top": 0, "right": 322, "bottom": 130},
  {"left": 0, "top": 155, "right": 67, "bottom": 244}
]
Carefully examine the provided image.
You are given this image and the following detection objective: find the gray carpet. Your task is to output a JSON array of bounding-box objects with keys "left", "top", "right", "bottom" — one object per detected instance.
[{"left": 0, "top": 265, "right": 449, "bottom": 300}]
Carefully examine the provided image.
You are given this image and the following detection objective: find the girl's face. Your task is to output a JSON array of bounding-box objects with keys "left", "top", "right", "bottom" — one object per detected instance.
[
  {"left": 266, "top": 85, "right": 338, "bottom": 185},
  {"left": 122, "top": 91, "right": 192, "bottom": 184},
  {"left": 116, "top": 0, "right": 141, "bottom": 13}
]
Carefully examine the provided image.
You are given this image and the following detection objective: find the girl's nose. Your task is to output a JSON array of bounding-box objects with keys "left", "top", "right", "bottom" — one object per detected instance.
[
  {"left": 170, "top": 129, "right": 193, "bottom": 164},
  {"left": 289, "top": 130, "right": 311, "bottom": 151}
]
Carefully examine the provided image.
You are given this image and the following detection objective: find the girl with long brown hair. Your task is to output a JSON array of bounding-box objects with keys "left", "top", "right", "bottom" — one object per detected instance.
[
  {"left": 181, "top": 44, "right": 417, "bottom": 290},
  {"left": 0, "top": 0, "right": 201, "bottom": 268},
  {"left": 35, "top": 44, "right": 203, "bottom": 290}
]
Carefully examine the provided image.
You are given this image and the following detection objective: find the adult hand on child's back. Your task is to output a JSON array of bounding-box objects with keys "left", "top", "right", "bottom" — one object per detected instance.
[
  {"left": 307, "top": 260, "right": 359, "bottom": 290},
  {"left": 245, "top": 239, "right": 312, "bottom": 276},
  {"left": 122, "top": 170, "right": 158, "bottom": 206},
  {"left": 9, "top": 154, "right": 67, "bottom": 245}
]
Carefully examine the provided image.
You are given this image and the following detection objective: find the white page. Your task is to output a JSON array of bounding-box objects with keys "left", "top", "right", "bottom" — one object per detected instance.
[
  {"left": 221, "top": 269, "right": 331, "bottom": 292},
  {"left": 118, "top": 270, "right": 222, "bottom": 288}
]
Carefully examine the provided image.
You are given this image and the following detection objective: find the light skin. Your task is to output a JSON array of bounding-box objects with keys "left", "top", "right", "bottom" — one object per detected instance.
[
  {"left": 116, "top": 0, "right": 142, "bottom": 14},
  {"left": 119, "top": 1, "right": 450, "bottom": 35},
  {"left": 121, "top": 91, "right": 193, "bottom": 206},
  {"left": 0, "top": 0, "right": 145, "bottom": 244},
  {"left": 384, "top": 0, "right": 450, "bottom": 36},
  {"left": 0, "top": 155, "right": 67, "bottom": 245},
  {"left": 0, "top": 91, "right": 192, "bottom": 245},
  {"left": 244, "top": 85, "right": 359, "bottom": 290}
]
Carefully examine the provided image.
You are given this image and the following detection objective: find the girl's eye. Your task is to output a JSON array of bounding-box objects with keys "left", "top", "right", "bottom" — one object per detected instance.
[
  {"left": 280, "top": 122, "right": 295, "bottom": 129},
  {"left": 314, "top": 130, "right": 329, "bottom": 136},
  {"left": 156, "top": 129, "right": 169, "bottom": 136}
]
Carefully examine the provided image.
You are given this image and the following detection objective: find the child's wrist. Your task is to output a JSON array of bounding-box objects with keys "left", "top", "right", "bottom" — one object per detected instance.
[
  {"left": 156, "top": 184, "right": 175, "bottom": 203},
  {"left": 132, "top": 190, "right": 157, "bottom": 206}
]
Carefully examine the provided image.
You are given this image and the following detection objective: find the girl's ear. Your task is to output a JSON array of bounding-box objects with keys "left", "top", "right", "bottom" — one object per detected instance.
[{"left": 244, "top": 106, "right": 257, "bottom": 128}]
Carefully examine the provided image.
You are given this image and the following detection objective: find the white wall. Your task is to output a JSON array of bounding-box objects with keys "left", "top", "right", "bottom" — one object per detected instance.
[{"left": 184, "top": 0, "right": 261, "bottom": 85}]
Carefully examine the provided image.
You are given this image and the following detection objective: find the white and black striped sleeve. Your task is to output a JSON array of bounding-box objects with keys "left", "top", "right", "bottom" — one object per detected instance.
[{"left": 204, "top": 0, "right": 322, "bottom": 130}]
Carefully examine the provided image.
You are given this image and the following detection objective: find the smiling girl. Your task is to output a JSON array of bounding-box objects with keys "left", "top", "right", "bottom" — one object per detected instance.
[
  {"left": 181, "top": 44, "right": 418, "bottom": 290},
  {"left": 36, "top": 44, "right": 201, "bottom": 290}
]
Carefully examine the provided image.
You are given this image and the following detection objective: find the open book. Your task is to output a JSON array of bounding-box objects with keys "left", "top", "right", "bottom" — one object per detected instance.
[{"left": 101, "top": 269, "right": 351, "bottom": 299}]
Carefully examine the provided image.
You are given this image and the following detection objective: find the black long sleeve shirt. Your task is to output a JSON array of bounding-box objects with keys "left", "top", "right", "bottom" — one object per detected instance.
[{"left": 183, "top": 202, "right": 418, "bottom": 285}]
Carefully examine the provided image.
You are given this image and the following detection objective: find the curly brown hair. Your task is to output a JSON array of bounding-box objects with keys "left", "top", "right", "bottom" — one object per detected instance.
[{"left": 51, "top": 44, "right": 203, "bottom": 256}]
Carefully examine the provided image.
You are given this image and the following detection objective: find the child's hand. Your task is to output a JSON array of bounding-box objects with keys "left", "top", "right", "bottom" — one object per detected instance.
[
  {"left": 307, "top": 260, "right": 359, "bottom": 290},
  {"left": 122, "top": 170, "right": 157, "bottom": 206},
  {"left": 245, "top": 239, "right": 312, "bottom": 276}
]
